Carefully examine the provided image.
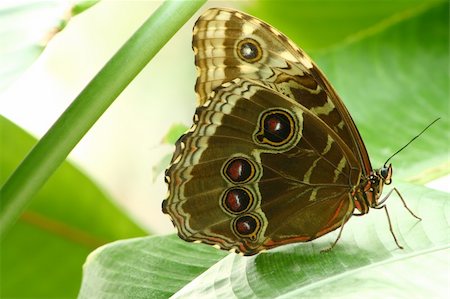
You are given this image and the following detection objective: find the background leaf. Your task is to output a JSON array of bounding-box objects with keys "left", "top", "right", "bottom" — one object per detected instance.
[
  {"left": 152, "top": 124, "right": 190, "bottom": 180},
  {"left": 78, "top": 235, "right": 227, "bottom": 299},
  {"left": 246, "top": 0, "right": 443, "bottom": 51},
  {"left": 163, "top": 123, "right": 190, "bottom": 144},
  {"left": 312, "top": 2, "right": 449, "bottom": 183},
  {"left": 0, "top": 116, "right": 146, "bottom": 298}
]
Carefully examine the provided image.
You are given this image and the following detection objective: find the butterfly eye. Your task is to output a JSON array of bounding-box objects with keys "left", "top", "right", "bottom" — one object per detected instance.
[
  {"left": 255, "top": 109, "right": 295, "bottom": 147},
  {"left": 222, "top": 187, "right": 253, "bottom": 214},
  {"left": 237, "top": 38, "right": 262, "bottom": 63},
  {"left": 232, "top": 214, "right": 260, "bottom": 240},
  {"left": 380, "top": 164, "right": 393, "bottom": 185}
]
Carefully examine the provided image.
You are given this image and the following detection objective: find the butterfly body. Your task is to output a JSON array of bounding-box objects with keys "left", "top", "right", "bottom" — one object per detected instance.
[{"left": 162, "top": 8, "right": 395, "bottom": 255}]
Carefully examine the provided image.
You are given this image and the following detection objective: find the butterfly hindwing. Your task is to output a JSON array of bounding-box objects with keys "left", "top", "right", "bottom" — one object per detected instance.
[{"left": 163, "top": 79, "right": 360, "bottom": 255}]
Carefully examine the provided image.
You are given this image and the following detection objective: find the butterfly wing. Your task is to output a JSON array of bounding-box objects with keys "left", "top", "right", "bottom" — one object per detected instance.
[
  {"left": 163, "top": 79, "right": 360, "bottom": 255},
  {"left": 193, "top": 8, "right": 372, "bottom": 175}
]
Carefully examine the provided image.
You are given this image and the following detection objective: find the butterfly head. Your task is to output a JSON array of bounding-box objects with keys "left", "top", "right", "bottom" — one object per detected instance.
[
  {"left": 359, "top": 163, "right": 393, "bottom": 210},
  {"left": 374, "top": 163, "right": 393, "bottom": 191},
  {"left": 379, "top": 163, "right": 393, "bottom": 185}
]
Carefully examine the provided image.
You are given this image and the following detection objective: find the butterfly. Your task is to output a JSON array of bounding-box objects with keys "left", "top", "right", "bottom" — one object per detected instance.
[{"left": 162, "top": 8, "right": 420, "bottom": 256}]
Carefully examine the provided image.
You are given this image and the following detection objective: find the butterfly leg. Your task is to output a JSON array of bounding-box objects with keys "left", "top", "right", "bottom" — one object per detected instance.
[
  {"left": 320, "top": 210, "right": 352, "bottom": 253},
  {"left": 375, "top": 187, "right": 421, "bottom": 250},
  {"left": 377, "top": 187, "right": 421, "bottom": 221},
  {"left": 382, "top": 205, "right": 404, "bottom": 250}
]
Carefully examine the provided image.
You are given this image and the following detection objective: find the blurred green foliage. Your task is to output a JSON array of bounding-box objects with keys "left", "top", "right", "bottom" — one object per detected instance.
[{"left": 0, "top": 116, "right": 147, "bottom": 297}]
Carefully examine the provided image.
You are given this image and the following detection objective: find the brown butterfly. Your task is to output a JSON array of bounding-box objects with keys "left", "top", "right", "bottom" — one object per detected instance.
[{"left": 162, "top": 8, "right": 420, "bottom": 255}]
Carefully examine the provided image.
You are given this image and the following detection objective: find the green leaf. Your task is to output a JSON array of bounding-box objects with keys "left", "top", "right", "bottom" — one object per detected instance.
[
  {"left": 247, "top": 0, "right": 444, "bottom": 51},
  {"left": 79, "top": 184, "right": 449, "bottom": 298},
  {"left": 163, "top": 123, "right": 189, "bottom": 144},
  {"left": 152, "top": 124, "right": 190, "bottom": 180},
  {"left": 79, "top": 235, "right": 227, "bottom": 298},
  {"left": 71, "top": 0, "right": 100, "bottom": 16},
  {"left": 310, "top": 2, "right": 449, "bottom": 183},
  {"left": 152, "top": 153, "right": 172, "bottom": 183},
  {"left": 0, "top": 115, "right": 147, "bottom": 298}
]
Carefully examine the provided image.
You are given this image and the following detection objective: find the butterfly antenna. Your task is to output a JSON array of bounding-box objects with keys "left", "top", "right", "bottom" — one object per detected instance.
[{"left": 384, "top": 118, "right": 441, "bottom": 167}]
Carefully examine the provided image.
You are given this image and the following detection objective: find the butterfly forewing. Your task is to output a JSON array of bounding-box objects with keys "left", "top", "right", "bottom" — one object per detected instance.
[{"left": 193, "top": 7, "right": 372, "bottom": 176}]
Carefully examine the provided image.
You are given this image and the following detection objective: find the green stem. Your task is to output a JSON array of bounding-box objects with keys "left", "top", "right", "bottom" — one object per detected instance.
[{"left": 0, "top": 0, "right": 206, "bottom": 238}]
